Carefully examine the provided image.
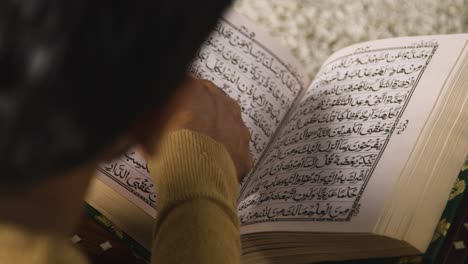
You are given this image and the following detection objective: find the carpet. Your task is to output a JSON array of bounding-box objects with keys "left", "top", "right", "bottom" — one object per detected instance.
[{"left": 234, "top": 0, "right": 468, "bottom": 78}]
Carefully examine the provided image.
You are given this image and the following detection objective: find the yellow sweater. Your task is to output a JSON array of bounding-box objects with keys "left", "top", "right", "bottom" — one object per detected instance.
[{"left": 0, "top": 130, "right": 241, "bottom": 264}]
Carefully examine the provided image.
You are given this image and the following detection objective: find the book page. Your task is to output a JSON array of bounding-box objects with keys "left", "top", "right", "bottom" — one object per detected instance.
[
  {"left": 238, "top": 34, "right": 468, "bottom": 234},
  {"left": 92, "top": 10, "right": 308, "bottom": 217}
]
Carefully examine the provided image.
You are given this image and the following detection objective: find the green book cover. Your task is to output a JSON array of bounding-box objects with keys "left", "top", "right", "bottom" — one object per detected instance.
[
  {"left": 83, "top": 204, "right": 151, "bottom": 261},
  {"left": 84, "top": 158, "right": 468, "bottom": 263}
]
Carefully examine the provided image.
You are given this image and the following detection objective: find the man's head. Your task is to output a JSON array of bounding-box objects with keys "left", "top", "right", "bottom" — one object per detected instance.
[{"left": 0, "top": 0, "right": 231, "bottom": 191}]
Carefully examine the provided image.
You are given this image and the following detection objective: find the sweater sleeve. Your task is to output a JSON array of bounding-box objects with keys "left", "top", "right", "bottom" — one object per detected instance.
[{"left": 148, "top": 129, "right": 241, "bottom": 264}]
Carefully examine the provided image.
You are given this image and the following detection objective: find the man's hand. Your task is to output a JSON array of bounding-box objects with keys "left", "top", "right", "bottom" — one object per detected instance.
[{"left": 141, "top": 77, "right": 253, "bottom": 181}]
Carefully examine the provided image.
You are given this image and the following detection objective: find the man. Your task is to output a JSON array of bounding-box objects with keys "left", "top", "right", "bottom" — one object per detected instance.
[{"left": 0, "top": 1, "right": 251, "bottom": 263}]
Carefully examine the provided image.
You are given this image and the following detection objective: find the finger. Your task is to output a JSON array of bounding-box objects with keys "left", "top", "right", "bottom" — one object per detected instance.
[
  {"left": 242, "top": 126, "right": 251, "bottom": 142},
  {"left": 199, "top": 80, "right": 237, "bottom": 111},
  {"left": 239, "top": 153, "right": 254, "bottom": 182},
  {"left": 199, "top": 79, "right": 218, "bottom": 92},
  {"left": 214, "top": 85, "right": 230, "bottom": 97},
  {"left": 240, "top": 142, "right": 254, "bottom": 177},
  {"left": 200, "top": 79, "right": 231, "bottom": 97},
  {"left": 231, "top": 102, "right": 243, "bottom": 120},
  {"left": 246, "top": 151, "right": 254, "bottom": 171}
]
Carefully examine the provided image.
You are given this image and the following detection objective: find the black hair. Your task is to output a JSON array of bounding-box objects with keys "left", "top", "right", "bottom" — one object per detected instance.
[{"left": 0, "top": 0, "right": 231, "bottom": 189}]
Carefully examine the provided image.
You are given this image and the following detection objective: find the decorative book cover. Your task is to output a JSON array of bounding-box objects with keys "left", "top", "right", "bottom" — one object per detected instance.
[
  {"left": 84, "top": 158, "right": 468, "bottom": 264},
  {"left": 83, "top": 204, "right": 151, "bottom": 261}
]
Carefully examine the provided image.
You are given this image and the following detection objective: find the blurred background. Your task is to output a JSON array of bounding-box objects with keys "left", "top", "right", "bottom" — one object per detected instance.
[{"left": 234, "top": 0, "right": 468, "bottom": 78}]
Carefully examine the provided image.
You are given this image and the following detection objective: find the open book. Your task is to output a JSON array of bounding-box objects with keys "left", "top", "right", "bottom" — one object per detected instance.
[{"left": 85, "top": 10, "right": 468, "bottom": 264}]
